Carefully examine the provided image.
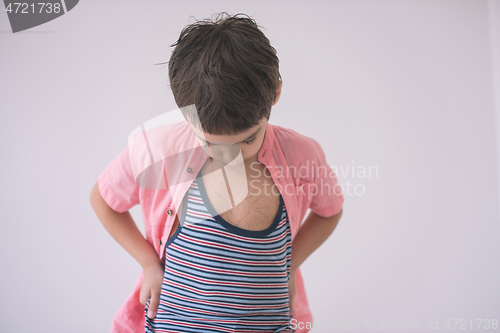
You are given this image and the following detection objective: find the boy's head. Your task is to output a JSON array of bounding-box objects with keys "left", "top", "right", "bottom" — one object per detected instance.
[{"left": 167, "top": 12, "right": 282, "bottom": 137}]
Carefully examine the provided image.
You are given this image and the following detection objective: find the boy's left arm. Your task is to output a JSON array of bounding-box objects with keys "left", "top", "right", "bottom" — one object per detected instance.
[
  {"left": 290, "top": 208, "right": 343, "bottom": 273},
  {"left": 288, "top": 208, "right": 343, "bottom": 314},
  {"left": 286, "top": 136, "right": 344, "bottom": 314},
  {"left": 291, "top": 138, "right": 344, "bottom": 270}
]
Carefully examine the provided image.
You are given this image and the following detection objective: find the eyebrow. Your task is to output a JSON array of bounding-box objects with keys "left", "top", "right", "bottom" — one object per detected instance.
[{"left": 195, "top": 126, "right": 262, "bottom": 145}]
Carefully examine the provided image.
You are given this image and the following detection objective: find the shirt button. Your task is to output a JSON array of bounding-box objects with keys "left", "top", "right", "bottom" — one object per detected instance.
[
  {"left": 187, "top": 166, "right": 193, "bottom": 174},
  {"left": 166, "top": 209, "right": 173, "bottom": 215},
  {"left": 158, "top": 238, "right": 162, "bottom": 246}
]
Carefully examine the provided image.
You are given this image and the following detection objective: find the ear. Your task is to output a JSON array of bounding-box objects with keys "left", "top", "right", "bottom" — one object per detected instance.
[{"left": 272, "top": 80, "right": 282, "bottom": 106}]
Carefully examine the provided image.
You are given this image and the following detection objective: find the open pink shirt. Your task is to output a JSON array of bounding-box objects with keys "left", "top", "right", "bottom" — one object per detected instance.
[{"left": 98, "top": 120, "right": 344, "bottom": 333}]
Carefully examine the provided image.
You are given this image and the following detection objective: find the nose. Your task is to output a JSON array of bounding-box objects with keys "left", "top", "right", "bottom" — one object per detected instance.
[{"left": 208, "top": 144, "right": 240, "bottom": 165}]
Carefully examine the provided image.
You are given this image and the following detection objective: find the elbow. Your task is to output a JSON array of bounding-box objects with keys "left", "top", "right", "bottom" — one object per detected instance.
[{"left": 89, "top": 181, "right": 102, "bottom": 209}]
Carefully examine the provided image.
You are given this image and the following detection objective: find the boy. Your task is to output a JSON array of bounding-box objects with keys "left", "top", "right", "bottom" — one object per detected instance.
[{"left": 90, "top": 12, "right": 344, "bottom": 333}]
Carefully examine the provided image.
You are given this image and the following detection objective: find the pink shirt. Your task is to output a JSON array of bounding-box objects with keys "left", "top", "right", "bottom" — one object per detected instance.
[{"left": 98, "top": 120, "right": 344, "bottom": 333}]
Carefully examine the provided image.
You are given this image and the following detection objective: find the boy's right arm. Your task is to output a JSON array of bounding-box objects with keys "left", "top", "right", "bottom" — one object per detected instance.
[{"left": 89, "top": 181, "right": 164, "bottom": 319}]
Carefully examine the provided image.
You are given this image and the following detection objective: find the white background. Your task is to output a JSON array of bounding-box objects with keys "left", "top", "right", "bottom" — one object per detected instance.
[{"left": 1, "top": 0, "right": 499, "bottom": 332}]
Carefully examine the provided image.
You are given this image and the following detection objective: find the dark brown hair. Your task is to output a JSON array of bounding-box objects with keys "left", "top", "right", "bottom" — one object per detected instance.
[{"left": 161, "top": 12, "right": 281, "bottom": 135}]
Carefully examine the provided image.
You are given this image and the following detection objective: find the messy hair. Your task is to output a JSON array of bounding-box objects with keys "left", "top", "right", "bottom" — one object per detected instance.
[{"left": 161, "top": 12, "right": 281, "bottom": 135}]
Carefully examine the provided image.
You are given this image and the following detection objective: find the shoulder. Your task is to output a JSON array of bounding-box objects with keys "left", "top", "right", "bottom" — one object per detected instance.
[
  {"left": 270, "top": 124, "right": 325, "bottom": 161},
  {"left": 127, "top": 119, "right": 198, "bottom": 180},
  {"left": 142, "top": 119, "right": 192, "bottom": 142},
  {"left": 269, "top": 124, "right": 329, "bottom": 185},
  {"left": 129, "top": 119, "right": 196, "bottom": 154}
]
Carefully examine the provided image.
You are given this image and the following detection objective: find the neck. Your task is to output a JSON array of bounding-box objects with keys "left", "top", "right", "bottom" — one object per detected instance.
[{"left": 244, "top": 153, "right": 261, "bottom": 168}]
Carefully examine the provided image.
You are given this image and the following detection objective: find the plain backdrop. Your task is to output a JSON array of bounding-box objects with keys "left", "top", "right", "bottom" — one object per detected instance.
[{"left": 1, "top": 0, "right": 499, "bottom": 332}]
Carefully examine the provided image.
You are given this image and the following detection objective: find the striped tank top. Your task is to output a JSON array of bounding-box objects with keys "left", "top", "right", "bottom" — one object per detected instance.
[{"left": 145, "top": 172, "right": 295, "bottom": 333}]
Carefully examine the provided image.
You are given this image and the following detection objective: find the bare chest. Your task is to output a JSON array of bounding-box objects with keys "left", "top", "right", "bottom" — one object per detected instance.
[{"left": 200, "top": 161, "right": 281, "bottom": 231}]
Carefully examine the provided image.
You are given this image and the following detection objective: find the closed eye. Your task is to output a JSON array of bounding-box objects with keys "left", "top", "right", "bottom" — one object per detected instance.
[
  {"left": 244, "top": 137, "right": 256, "bottom": 145},
  {"left": 200, "top": 136, "right": 256, "bottom": 146}
]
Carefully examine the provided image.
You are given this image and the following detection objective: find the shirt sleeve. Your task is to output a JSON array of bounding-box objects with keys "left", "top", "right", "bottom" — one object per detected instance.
[
  {"left": 98, "top": 145, "right": 140, "bottom": 213},
  {"left": 307, "top": 139, "right": 344, "bottom": 218}
]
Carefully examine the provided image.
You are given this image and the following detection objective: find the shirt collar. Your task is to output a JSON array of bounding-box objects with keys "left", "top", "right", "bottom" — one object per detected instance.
[{"left": 258, "top": 122, "right": 275, "bottom": 163}]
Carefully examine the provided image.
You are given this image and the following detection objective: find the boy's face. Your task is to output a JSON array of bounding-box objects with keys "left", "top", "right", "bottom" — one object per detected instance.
[
  {"left": 191, "top": 80, "right": 281, "bottom": 165},
  {"left": 192, "top": 117, "right": 268, "bottom": 165}
]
